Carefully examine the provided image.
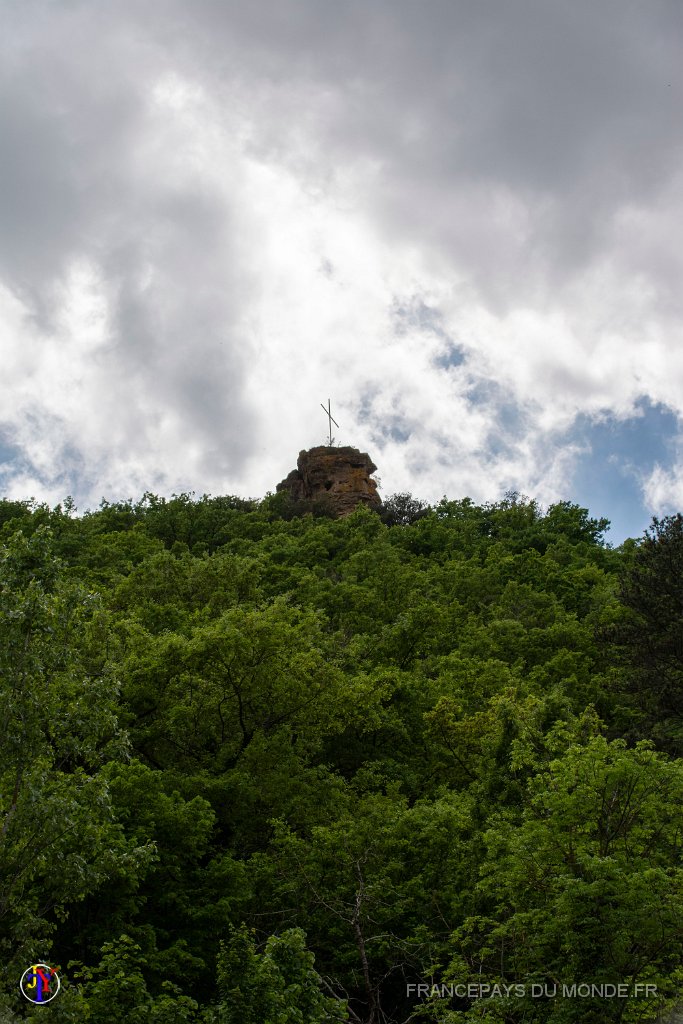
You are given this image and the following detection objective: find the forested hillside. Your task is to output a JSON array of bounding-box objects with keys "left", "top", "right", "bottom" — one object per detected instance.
[{"left": 2, "top": 491, "right": 683, "bottom": 1023}]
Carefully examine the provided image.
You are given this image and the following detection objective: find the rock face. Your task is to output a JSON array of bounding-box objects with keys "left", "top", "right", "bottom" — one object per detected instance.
[{"left": 276, "top": 446, "right": 381, "bottom": 518}]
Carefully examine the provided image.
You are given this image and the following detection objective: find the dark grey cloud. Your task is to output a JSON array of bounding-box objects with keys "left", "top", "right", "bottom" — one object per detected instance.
[
  {"left": 140, "top": 0, "right": 683, "bottom": 310},
  {"left": 5, "top": 0, "right": 682, "bottom": 313},
  {"left": 1, "top": 0, "right": 257, "bottom": 481}
]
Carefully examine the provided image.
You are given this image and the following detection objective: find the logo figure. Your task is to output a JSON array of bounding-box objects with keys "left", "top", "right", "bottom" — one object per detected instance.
[{"left": 20, "top": 964, "right": 60, "bottom": 1004}]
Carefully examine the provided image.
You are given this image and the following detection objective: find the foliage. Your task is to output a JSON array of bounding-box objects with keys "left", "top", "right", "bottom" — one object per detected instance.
[
  {"left": 379, "top": 493, "right": 431, "bottom": 527},
  {"left": 212, "top": 925, "right": 345, "bottom": 1023},
  {"left": 1, "top": 490, "right": 681, "bottom": 1023},
  {"left": 602, "top": 513, "right": 683, "bottom": 753},
  {"left": 0, "top": 528, "right": 151, "bottom": 991},
  {"left": 431, "top": 736, "right": 683, "bottom": 1022}
]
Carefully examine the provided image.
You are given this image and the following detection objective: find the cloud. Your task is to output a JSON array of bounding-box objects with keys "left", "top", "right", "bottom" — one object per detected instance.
[{"left": 1, "top": 0, "right": 683, "bottom": 536}]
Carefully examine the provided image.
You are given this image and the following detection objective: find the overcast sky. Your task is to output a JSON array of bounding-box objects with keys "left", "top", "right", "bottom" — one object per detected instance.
[{"left": 2, "top": 0, "right": 683, "bottom": 542}]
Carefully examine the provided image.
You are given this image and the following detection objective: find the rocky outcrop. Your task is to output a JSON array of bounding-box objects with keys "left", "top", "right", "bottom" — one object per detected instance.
[{"left": 276, "top": 446, "right": 381, "bottom": 518}]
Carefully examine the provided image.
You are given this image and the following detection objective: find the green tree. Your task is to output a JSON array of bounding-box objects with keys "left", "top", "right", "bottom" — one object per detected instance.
[
  {"left": 271, "top": 790, "right": 475, "bottom": 1023},
  {"left": 0, "top": 528, "right": 151, "bottom": 999},
  {"left": 433, "top": 736, "right": 683, "bottom": 1023},
  {"left": 211, "top": 925, "right": 345, "bottom": 1023},
  {"left": 603, "top": 514, "right": 683, "bottom": 753},
  {"left": 73, "top": 934, "right": 202, "bottom": 1023},
  {"left": 379, "top": 493, "right": 430, "bottom": 527}
]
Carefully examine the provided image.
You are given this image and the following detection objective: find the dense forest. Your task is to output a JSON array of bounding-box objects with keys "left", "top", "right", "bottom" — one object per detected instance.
[{"left": 1, "top": 487, "right": 683, "bottom": 1023}]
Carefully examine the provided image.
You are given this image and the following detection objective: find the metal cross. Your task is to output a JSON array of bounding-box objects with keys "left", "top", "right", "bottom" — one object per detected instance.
[{"left": 320, "top": 398, "right": 340, "bottom": 446}]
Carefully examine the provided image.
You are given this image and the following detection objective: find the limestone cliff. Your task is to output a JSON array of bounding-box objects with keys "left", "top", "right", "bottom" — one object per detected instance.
[{"left": 276, "top": 446, "right": 381, "bottom": 518}]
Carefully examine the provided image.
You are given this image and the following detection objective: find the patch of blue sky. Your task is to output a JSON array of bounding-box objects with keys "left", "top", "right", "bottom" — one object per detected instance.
[
  {"left": 356, "top": 387, "right": 381, "bottom": 425},
  {"left": 391, "top": 296, "right": 441, "bottom": 334},
  {"left": 0, "top": 435, "right": 25, "bottom": 496},
  {"left": 466, "top": 381, "right": 530, "bottom": 458},
  {"left": 392, "top": 296, "right": 466, "bottom": 371},
  {"left": 465, "top": 378, "right": 510, "bottom": 408},
  {"left": 490, "top": 398, "right": 530, "bottom": 451},
  {"left": 564, "top": 399, "right": 681, "bottom": 545},
  {"left": 433, "top": 344, "right": 466, "bottom": 370},
  {"left": 388, "top": 423, "right": 411, "bottom": 444},
  {"left": 355, "top": 384, "right": 415, "bottom": 450},
  {"left": 0, "top": 434, "right": 95, "bottom": 510},
  {"left": 55, "top": 445, "right": 96, "bottom": 509},
  {"left": 0, "top": 442, "right": 17, "bottom": 468}
]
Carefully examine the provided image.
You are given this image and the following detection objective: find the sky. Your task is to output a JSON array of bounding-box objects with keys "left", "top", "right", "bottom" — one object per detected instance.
[{"left": 2, "top": 1, "right": 683, "bottom": 544}]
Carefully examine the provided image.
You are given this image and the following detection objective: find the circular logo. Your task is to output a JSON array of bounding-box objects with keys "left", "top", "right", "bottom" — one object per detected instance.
[{"left": 20, "top": 964, "right": 60, "bottom": 1004}]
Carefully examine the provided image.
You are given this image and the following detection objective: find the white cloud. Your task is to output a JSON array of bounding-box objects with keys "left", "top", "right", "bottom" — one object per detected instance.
[{"left": 643, "top": 465, "right": 683, "bottom": 515}]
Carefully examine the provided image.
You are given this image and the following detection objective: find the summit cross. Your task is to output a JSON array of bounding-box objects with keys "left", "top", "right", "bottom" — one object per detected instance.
[{"left": 320, "top": 398, "right": 340, "bottom": 446}]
